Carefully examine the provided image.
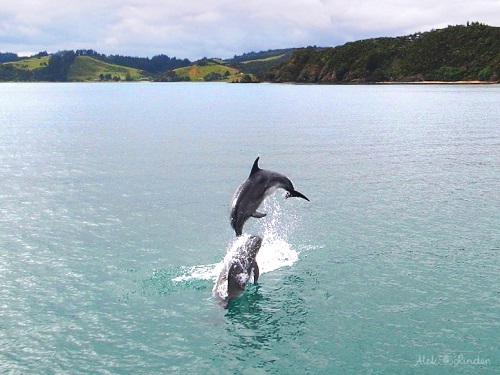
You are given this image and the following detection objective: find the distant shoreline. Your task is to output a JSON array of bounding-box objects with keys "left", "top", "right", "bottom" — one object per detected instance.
[
  {"left": 270, "top": 80, "right": 499, "bottom": 85},
  {"left": 378, "top": 80, "right": 499, "bottom": 85},
  {"left": 0, "top": 80, "right": 498, "bottom": 84}
]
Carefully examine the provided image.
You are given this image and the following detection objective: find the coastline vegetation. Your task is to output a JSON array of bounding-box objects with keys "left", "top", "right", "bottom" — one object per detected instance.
[
  {"left": 0, "top": 22, "right": 498, "bottom": 83},
  {"left": 67, "top": 56, "right": 143, "bottom": 82},
  {"left": 171, "top": 59, "right": 240, "bottom": 82},
  {"left": 266, "top": 23, "right": 499, "bottom": 83}
]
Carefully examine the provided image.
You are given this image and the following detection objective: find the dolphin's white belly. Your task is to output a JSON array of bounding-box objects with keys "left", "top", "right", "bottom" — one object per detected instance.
[
  {"left": 253, "top": 186, "right": 278, "bottom": 210},
  {"left": 263, "top": 185, "right": 277, "bottom": 199}
]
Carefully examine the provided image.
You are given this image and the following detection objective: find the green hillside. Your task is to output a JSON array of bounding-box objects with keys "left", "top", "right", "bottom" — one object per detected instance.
[
  {"left": 225, "top": 49, "right": 297, "bottom": 75},
  {"left": 167, "top": 50, "right": 297, "bottom": 81},
  {"left": 267, "top": 23, "right": 500, "bottom": 83},
  {"left": 173, "top": 61, "right": 241, "bottom": 81},
  {"left": 67, "top": 56, "right": 146, "bottom": 81},
  {"left": 1, "top": 55, "right": 50, "bottom": 81},
  {"left": 7, "top": 56, "right": 50, "bottom": 70},
  {"left": 1, "top": 54, "right": 149, "bottom": 82}
]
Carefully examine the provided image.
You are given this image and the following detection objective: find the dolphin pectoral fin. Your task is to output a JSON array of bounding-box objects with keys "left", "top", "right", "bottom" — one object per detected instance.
[
  {"left": 286, "top": 189, "right": 310, "bottom": 202},
  {"left": 251, "top": 211, "right": 267, "bottom": 219},
  {"left": 252, "top": 261, "right": 260, "bottom": 284}
]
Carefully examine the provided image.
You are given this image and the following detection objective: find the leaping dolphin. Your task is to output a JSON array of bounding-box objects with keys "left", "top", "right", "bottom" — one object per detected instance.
[
  {"left": 230, "top": 157, "right": 309, "bottom": 236},
  {"left": 213, "top": 235, "right": 263, "bottom": 302}
]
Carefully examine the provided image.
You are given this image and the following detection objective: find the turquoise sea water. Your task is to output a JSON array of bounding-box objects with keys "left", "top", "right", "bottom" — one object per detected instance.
[{"left": 0, "top": 83, "right": 498, "bottom": 374}]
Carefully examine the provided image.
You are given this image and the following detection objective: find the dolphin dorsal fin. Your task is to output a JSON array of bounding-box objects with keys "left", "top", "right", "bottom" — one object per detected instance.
[{"left": 249, "top": 157, "right": 261, "bottom": 177}]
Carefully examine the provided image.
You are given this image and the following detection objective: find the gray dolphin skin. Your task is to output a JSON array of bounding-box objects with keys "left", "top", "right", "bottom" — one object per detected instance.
[
  {"left": 230, "top": 157, "right": 310, "bottom": 236},
  {"left": 213, "top": 235, "right": 263, "bottom": 302}
]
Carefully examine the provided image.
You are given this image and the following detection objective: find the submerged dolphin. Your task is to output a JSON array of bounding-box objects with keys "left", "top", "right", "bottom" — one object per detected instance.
[
  {"left": 230, "top": 157, "right": 309, "bottom": 236},
  {"left": 213, "top": 235, "right": 263, "bottom": 302}
]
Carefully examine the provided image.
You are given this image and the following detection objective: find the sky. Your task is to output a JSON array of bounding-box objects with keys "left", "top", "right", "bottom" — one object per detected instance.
[{"left": 1, "top": 0, "right": 499, "bottom": 60}]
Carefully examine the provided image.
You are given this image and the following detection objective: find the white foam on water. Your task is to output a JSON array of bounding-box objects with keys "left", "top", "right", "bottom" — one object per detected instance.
[
  {"left": 256, "top": 236, "right": 298, "bottom": 274},
  {"left": 172, "top": 195, "right": 300, "bottom": 284},
  {"left": 171, "top": 263, "right": 220, "bottom": 282},
  {"left": 172, "top": 235, "right": 251, "bottom": 283}
]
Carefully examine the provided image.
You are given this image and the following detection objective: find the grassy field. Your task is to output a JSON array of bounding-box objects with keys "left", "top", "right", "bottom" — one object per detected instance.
[
  {"left": 6, "top": 56, "right": 50, "bottom": 70},
  {"left": 67, "top": 56, "right": 145, "bottom": 81},
  {"left": 3, "top": 55, "right": 250, "bottom": 82},
  {"left": 4, "top": 55, "right": 146, "bottom": 81},
  {"left": 240, "top": 54, "right": 285, "bottom": 64},
  {"left": 174, "top": 62, "right": 242, "bottom": 81}
]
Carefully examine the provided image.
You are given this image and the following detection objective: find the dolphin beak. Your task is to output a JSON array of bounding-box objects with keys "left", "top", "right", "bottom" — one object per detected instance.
[{"left": 286, "top": 190, "right": 310, "bottom": 201}]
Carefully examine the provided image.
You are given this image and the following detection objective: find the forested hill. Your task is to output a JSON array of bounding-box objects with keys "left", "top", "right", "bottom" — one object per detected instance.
[
  {"left": 0, "top": 50, "right": 190, "bottom": 82},
  {"left": 224, "top": 49, "right": 298, "bottom": 75},
  {"left": 0, "top": 49, "right": 290, "bottom": 82},
  {"left": 266, "top": 23, "right": 500, "bottom": 83}
]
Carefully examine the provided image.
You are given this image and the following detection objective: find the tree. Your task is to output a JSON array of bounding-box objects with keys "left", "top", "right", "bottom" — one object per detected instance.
[
  {"left": 478, "top": 67, "right": 492, "bottom": 81},
  {"left": 0, "top": 52, "right": 19, "bottom": 63},
  {"left": 240, "top": 74, "right": 253, "bottom": 83},
  {"left": 37, "top": 50, "right": 76, "bottom": 81},
  {"left": 437, "top": 66, "right": 466, "bottom": 81},
  {"left": 203, "top": 72, "right": 223, "bottom": 81}
]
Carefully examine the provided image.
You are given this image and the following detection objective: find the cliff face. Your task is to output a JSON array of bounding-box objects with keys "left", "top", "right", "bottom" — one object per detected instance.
[{"left": 267, "top": 23, "right": 500, "bottom": 83}]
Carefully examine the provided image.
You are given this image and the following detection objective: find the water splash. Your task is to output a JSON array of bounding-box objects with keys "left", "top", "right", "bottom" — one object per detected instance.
[
  {"left": 256, "top": 195, "right": 299, "bottom": 273},
  {"left": 172, "top": 195, "right": 300, "bottom": 283},
  {"left": 171, "top": 263, "right": 221, "bottom": 282}
]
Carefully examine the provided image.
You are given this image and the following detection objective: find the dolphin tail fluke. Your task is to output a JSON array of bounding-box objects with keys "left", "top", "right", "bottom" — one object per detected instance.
[{"left": 286, "top": 189, "right": 310, "bottom": 201}]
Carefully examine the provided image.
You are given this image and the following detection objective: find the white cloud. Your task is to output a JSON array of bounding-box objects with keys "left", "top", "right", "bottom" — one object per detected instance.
[{"left": 1, "top": 0, "right": 499, "bottom": 59}]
